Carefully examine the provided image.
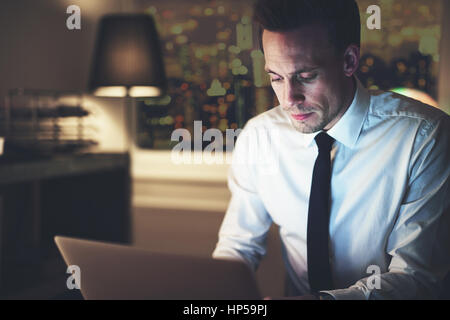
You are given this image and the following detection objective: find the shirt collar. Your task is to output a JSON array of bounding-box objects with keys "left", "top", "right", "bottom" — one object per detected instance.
[
  {"left": 326, "top": 77, "right": 370, "bottom": 148},
  {"left": 292, "top": 76, "right": 370, "bottom": 148},
  {"left": 297, "top": 131, "right": 318, "bottom": 148}
]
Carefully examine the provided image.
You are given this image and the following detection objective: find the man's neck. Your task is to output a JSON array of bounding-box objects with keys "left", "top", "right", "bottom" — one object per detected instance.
[{"left": 324, "top": 76, "right": 357, "bottom": 131}]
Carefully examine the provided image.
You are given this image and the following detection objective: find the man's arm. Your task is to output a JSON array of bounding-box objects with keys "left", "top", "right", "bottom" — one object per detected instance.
[
  {"left": 322, "top": 114, "right": 450, "bottom": 300},
  {"left": 212, "top": 122, "right": 273, "bottom": 271}
]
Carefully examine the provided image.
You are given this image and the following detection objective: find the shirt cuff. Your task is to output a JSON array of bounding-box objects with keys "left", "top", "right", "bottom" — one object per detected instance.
[{"left": 320, "top": 287, "right": 367, "bottom": 300}]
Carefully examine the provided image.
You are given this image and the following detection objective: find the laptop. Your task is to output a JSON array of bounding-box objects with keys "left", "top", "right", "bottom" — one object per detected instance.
[{"left": 54, "top": 235, "right": 262, "bottom": 300}]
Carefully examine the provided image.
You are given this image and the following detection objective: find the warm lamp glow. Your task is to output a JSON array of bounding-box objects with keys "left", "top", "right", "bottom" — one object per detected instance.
[
  {"left": 93, "top": 86, "right": 162, "bottom": 97},
  {"left": 94, "top": 86, "right": 127, "bottom": 97},
  {"left": 128, "top": 86, "right": 162, "bottom": 97},
  {"left": 391, "top": 88, "right": 439, "bottom": 108}
]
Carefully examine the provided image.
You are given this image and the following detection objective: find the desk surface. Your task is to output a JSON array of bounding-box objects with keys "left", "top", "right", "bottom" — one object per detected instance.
[{"left": 0, "top": 153, "right": 129, "bottom": 185}]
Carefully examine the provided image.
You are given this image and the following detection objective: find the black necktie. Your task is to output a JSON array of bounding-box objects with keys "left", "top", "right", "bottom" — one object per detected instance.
[{"left": 307, "top": 132, "right": 335, "bottom": 294}]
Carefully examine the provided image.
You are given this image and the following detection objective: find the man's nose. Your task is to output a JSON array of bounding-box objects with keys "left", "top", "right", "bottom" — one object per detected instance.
[{"left": 284, "top": 80, "right": 305, "bottom": 108}]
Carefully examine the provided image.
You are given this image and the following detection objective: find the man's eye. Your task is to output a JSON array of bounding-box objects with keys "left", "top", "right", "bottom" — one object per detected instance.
[
  {"left": 296, "top": 73, "right": 317, "bottom": 81},
  {"left": 270, "top": 77, "right": 282, "bottom": 83}
]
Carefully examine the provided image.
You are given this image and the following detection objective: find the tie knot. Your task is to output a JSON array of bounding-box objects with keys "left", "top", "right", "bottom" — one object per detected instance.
[{"left": 315, "top": 132, "right": 334, "bottom": 153}]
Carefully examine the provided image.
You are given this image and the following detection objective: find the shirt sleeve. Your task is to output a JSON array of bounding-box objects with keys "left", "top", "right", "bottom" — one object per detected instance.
[
  {"left": 212, "top": 121, "right": 273, "bottom": 271},
  {"left": 322, "top": 114, "right": 450, "bottom": 300}
]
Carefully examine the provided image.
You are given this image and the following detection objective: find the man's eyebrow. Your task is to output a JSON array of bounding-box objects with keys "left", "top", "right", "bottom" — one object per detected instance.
[
  {"left": 264, "top": 68, "right": 279, "bottom": 75},
  {"left": 264, "top": 67, "right": 319, "bottom": 75}
]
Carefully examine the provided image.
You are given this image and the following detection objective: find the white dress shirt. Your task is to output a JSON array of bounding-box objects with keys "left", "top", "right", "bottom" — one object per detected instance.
[{"left": 212, "top": 78, "right": 450, "bottom": 299}]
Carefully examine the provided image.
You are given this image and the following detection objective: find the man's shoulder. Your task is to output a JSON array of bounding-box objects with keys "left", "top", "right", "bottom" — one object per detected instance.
[{"left": 367, "top": 90, "right": 449, "bottom": 129}]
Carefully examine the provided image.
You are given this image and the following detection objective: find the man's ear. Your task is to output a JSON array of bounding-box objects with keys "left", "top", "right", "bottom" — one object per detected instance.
[{"left": 343, "top": 44, "right": 360, "bottom": 77}]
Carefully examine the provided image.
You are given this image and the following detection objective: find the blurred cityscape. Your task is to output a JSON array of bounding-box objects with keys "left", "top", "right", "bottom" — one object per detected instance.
[{"left": 134, "top": 0, "right": 442, "bottom": 150}]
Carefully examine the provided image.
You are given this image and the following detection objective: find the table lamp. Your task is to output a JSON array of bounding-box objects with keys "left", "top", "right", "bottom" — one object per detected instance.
[
  {"left": 89, "top": 14, "right": 167, "bottom": 98},
  {"left": 88, "top": 14, "right": 167, "bottom": 150}
]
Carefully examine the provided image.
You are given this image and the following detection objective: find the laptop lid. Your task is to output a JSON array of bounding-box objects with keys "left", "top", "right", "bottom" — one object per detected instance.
[{"left": 54, "top": 235, "right": 261, "bottom": 300}]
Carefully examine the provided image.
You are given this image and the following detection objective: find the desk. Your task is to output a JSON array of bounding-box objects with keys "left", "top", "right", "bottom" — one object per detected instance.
[{"left": 0, "top": 153, "right": 131, "bottom": 298}]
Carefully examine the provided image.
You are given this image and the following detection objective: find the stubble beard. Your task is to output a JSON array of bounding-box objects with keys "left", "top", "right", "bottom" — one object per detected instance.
[
  {"left": 288, "top": 107, "right": 328, "bottom": 134},
  {"left": 289, "top": 102, "right": 345, "bottom": 133},
  {"left": 291, "top": 115, "right": 327, "bottom": 133}
]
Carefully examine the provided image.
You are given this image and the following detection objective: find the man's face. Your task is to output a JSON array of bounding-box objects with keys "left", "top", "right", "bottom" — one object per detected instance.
[{"left": 263, "top": 25, "right": 352, "bottom": 133}]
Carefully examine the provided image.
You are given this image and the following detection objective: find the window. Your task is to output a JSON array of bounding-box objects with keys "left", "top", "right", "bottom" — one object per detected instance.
[{"left": 135, "top": 0, "right": 442, "bottom": 150}]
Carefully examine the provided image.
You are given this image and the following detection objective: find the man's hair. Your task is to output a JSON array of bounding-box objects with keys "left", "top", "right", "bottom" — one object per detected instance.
[{"left": 253, "top": 0, "right": 361, "bottom": 54}]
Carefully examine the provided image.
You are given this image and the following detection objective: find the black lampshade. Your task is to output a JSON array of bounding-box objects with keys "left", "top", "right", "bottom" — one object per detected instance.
[{"left": 89, "top": 14, "right": 167, "bottom": 97}]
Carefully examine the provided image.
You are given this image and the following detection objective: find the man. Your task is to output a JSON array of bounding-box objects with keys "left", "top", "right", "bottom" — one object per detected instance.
[{"left": 212, "top": 0, "right": 450, "bottom": 300}]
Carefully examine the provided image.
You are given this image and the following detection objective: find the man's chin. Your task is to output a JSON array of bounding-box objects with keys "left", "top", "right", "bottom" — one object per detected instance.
[
  {"left": 291, "top": 119, "right": 324, "bottom": 134},
  {"left": 295, "top": 126, "right": 320, "bottom": 134}
]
